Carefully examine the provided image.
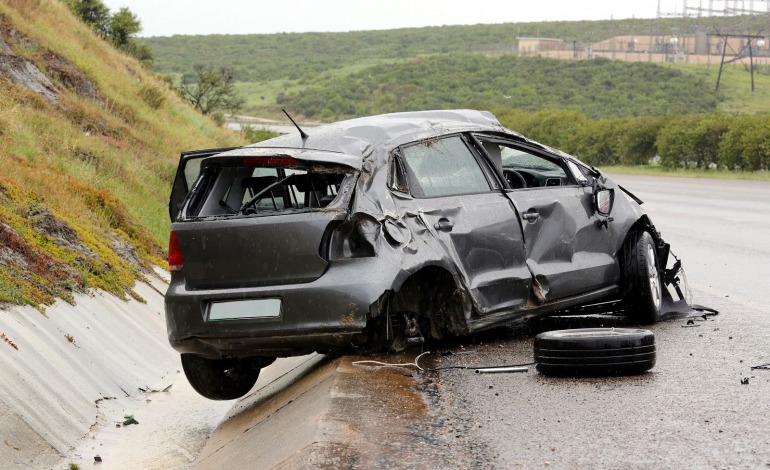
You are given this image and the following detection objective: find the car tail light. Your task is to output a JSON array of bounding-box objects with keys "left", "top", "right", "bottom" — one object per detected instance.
[
  {"left": 242, "top": 157, "right": 298, "bottom": 167},
  {"left": 168, "top": 230, "right": 183, "bottom": 272}
]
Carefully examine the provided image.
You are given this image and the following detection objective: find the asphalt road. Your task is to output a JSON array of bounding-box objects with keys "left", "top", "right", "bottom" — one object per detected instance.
[
  {"left": 430, "top": 174, "right": 770, "bottom": 469},
  {"left": 199, "top": 174, "right": 770, "bottom": 469}
]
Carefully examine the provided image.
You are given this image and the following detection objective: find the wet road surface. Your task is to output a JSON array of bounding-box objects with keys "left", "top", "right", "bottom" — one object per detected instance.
[{"left": 427, "top": 174, "right": 770, "bottom": 468}]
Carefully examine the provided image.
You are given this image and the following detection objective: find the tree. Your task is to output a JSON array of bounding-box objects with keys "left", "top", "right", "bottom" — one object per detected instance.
[
  {"left": 66, "top": 0, "right": 110, "bottom": 37},
  {"left": 109, "top": 7, "right": 141, "bottom": 49},
  {"left": 177, "top": 65, "right": 246, "bottom": 124},
  {"left": 66, "top": 0, "right": 150, "bottom": 64}
]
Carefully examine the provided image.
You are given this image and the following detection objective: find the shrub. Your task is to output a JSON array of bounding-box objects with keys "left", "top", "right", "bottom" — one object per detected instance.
[{"left": 138, "top": 85, "right": 165, "bottom": 110}]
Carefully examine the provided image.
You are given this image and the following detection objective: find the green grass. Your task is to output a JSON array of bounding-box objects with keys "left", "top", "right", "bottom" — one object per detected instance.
[
  {"left": 674, "top": 63, "right": 770, "bottom": 115},
  {"left": 602, "top": 165, "right": 770, "bottom": 181},
  {"left": 0, "top": 2, "right": 242, "bottom": 310},
  {"left": 236, "top": 79, "right": 301, "bottom": 111},
  {"left": 236, "top": 58, "right": 410, "bottom": 114}
]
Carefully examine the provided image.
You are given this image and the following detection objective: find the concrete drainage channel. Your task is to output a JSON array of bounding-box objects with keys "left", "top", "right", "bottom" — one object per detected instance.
[
  {"left": 195, "top": 328, "right": 660, "bottom": 469},
  {"left": 194, "top": 352, "right": 457, "bottom": 469}
]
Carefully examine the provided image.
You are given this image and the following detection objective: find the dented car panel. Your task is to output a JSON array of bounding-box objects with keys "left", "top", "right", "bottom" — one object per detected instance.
[
  {"left": 165, "top": 109, "right": 680, "bottom": 360},
  {"left": 506, "top": 186, "right": 617, "bottom": 302}
]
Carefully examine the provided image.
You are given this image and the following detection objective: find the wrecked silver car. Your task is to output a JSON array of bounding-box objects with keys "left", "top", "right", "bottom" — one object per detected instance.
[{"left": 166, "top": 110, "right": 684, "bottom": 399}]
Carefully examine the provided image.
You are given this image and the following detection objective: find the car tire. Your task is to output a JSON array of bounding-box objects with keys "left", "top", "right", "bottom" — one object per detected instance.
[
  {"left": 181, "top": 354, "right": 261, "bottom": 400},
  {"left": 534, "top": 328, "right": 656, "bottom": 376},
  {"left": 622, "top": 231, "right": 662, "bottom": 324}
]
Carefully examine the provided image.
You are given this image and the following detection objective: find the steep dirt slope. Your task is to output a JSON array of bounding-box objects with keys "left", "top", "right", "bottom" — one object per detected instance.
[{"left": 0, "top": 0, "right": 241, "bottom": 310}]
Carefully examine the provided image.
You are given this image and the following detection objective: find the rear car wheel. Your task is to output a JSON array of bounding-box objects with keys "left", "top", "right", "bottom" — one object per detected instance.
[
  {"left": 622, "top": 231, "right": 662, "bottom": 324},
  {"left": 534, "top": 328, "right": 656, "bottom": 376},
  {"left": 181, "top": 354, "right": 262, "bottom": 400}
]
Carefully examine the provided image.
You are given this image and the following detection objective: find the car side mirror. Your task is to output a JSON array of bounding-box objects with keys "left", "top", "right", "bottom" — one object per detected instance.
[{"left": 595, "top": 187, "right": 614, "bottom": 216}]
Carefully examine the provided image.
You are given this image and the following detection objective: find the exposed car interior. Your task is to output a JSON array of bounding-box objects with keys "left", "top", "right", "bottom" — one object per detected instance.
[
  {"left": 188, "top": 164, "right": 348, "bottom": 218},
  {"left": 478, "top": 138, "right": 573, "bottom": 189}
]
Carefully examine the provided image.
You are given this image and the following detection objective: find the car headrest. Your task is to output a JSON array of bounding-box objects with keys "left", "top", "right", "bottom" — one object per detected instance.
[{"left": 241, "top": 175, "right": 280, "bottom": 191}]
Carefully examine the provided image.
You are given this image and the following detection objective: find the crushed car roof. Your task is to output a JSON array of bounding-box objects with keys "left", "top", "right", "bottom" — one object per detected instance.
[
  {"left": 213, "top": 147, "right": 363, "bottom": 170},
  {"left": 245, "top": 109, "right": 511, "bottom": 158}
]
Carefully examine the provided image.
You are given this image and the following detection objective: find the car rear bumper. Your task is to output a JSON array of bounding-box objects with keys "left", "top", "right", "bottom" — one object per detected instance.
[{"left": 165, "top": 257, "right": 403, "bottom": 358}]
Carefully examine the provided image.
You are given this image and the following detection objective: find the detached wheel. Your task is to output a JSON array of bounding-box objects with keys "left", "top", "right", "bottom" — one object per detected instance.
[
  {"left": 181, "top": 354, "right": 261, "bottom": 400},
  {"left": 534, "top": 328, "right": 656, "bottom": 376},
  {"left": 622, "top": 231, "right": 662, "bottom": 324}
]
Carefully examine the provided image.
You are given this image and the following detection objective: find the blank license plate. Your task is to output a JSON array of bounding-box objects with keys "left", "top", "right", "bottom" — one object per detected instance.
[{"left": 208, "top": 298, "right": 281, "bottom": 321}]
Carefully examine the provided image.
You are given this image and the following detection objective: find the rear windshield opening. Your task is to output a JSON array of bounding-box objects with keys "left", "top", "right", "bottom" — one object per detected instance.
[{"left": 185, "top": 162, "right": 353, "bottom": 218}]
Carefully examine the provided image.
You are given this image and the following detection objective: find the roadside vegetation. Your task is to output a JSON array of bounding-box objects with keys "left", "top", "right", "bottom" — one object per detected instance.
[
  {"left": 64, "top": 0, "right": 152, "bottom": 63},
  {"left": 0, "top": 1, "right": 241, "bottom": 309},
  {"left": 494, "top": 109, "right": 770, "bottom": 171}
]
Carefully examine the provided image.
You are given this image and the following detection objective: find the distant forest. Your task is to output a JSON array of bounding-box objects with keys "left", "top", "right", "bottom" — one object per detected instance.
[{"left": 141, "top": 16, "right": 766, "bottom": 81}]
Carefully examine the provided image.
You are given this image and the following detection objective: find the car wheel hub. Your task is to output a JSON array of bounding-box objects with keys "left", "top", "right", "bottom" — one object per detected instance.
[{"left": 647, "top": 244, "right": 661, "bottom": 310}]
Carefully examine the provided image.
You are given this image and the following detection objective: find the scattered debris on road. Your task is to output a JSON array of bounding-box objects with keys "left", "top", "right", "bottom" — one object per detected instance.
[
  {"left": 353, "top": 351, "right": 536, "bottom": 375},
  {"left": 122, "top": 415, "right": 139, "bottom": 426},
  {"left": 138, "top": 384, "right": 172, "bottom": 393},
  {"left": 1, "top": 332, "right": 18, "bottom": 350},
  {"left": 352, "top": 351, "right": 431, "bottom": 371},
  {"left": 475, "top": 366, "right": 528, "bottom": 374}
]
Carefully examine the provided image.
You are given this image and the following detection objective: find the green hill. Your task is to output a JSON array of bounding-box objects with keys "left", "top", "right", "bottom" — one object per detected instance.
[
  {"left": 141, "top": 15, "right": 770, "bottom": 120},
  {"left": 0, "top": 2, "right": 241, "bottom": 308},
  {"left": 277, "top": 54, "right": 719, "bottom": 120}
]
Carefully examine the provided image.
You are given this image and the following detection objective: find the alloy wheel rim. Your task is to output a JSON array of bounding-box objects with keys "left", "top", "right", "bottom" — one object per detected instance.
[{"left": 647, "top": 244, "right": 661, "bottom": 310}]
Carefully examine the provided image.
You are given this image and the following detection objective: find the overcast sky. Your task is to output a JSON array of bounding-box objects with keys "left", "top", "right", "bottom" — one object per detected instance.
[{"left": 99, "top": 0, "right": 690, "bottom": 37}]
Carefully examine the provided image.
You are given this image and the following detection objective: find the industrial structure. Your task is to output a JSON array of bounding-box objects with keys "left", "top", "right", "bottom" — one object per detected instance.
[{"left": 516, "top": 1, "right": 770, "bottom": 76}]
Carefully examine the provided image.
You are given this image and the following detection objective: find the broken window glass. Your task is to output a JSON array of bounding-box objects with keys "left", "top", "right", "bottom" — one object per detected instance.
[{"left": 401, "top": 136, "right": 491, "bottom": 198}]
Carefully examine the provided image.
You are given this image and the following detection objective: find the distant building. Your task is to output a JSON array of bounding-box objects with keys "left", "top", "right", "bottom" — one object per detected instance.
[
  {"left": 591, "top": 34, "right": 767, "bottom": 57},
  {"left": 516, "top": 37, "right": 565, "bottom": 56}
]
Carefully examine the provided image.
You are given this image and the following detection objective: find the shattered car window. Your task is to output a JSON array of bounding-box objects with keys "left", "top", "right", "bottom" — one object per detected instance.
[
  {"left": 501, "top": 148, "right": 564, "bottom": 174},
  {"left": 183, "top": 159, "right": 202, "bottom": 189},
  {"left": 401, "top": 136, "right": 491, "bottom": 197},
  {"left": 183, "top": 159, "right": 351, "bottom": 218}
]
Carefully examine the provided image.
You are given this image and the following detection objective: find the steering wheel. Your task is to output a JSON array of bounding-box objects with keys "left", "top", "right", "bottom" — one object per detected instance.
[{"left": 504, "top": 169, "right": 527, "bottom": 189}]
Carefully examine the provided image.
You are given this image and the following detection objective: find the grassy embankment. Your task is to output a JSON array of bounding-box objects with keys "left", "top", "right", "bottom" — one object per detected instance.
[{"left": 0, "top": 1, "right": 241, "bottom": 309}]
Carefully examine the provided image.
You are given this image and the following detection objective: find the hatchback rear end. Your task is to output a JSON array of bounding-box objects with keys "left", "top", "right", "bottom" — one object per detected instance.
[{"left": 165, "top": 148, "right": 393, "bottom": 366}]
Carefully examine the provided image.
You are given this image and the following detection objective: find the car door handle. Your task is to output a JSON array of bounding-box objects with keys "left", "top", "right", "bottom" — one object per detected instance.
[
  {"left": 522, "top": 210, "right": 540, "bottom": 222},
  {"left": 434, "top": 218, "right": 454, "bottom": 232}
]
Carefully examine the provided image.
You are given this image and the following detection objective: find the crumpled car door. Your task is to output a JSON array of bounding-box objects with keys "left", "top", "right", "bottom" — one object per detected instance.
[{"left": 475, "top": 137, "right": 617, "bottom": 303}]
